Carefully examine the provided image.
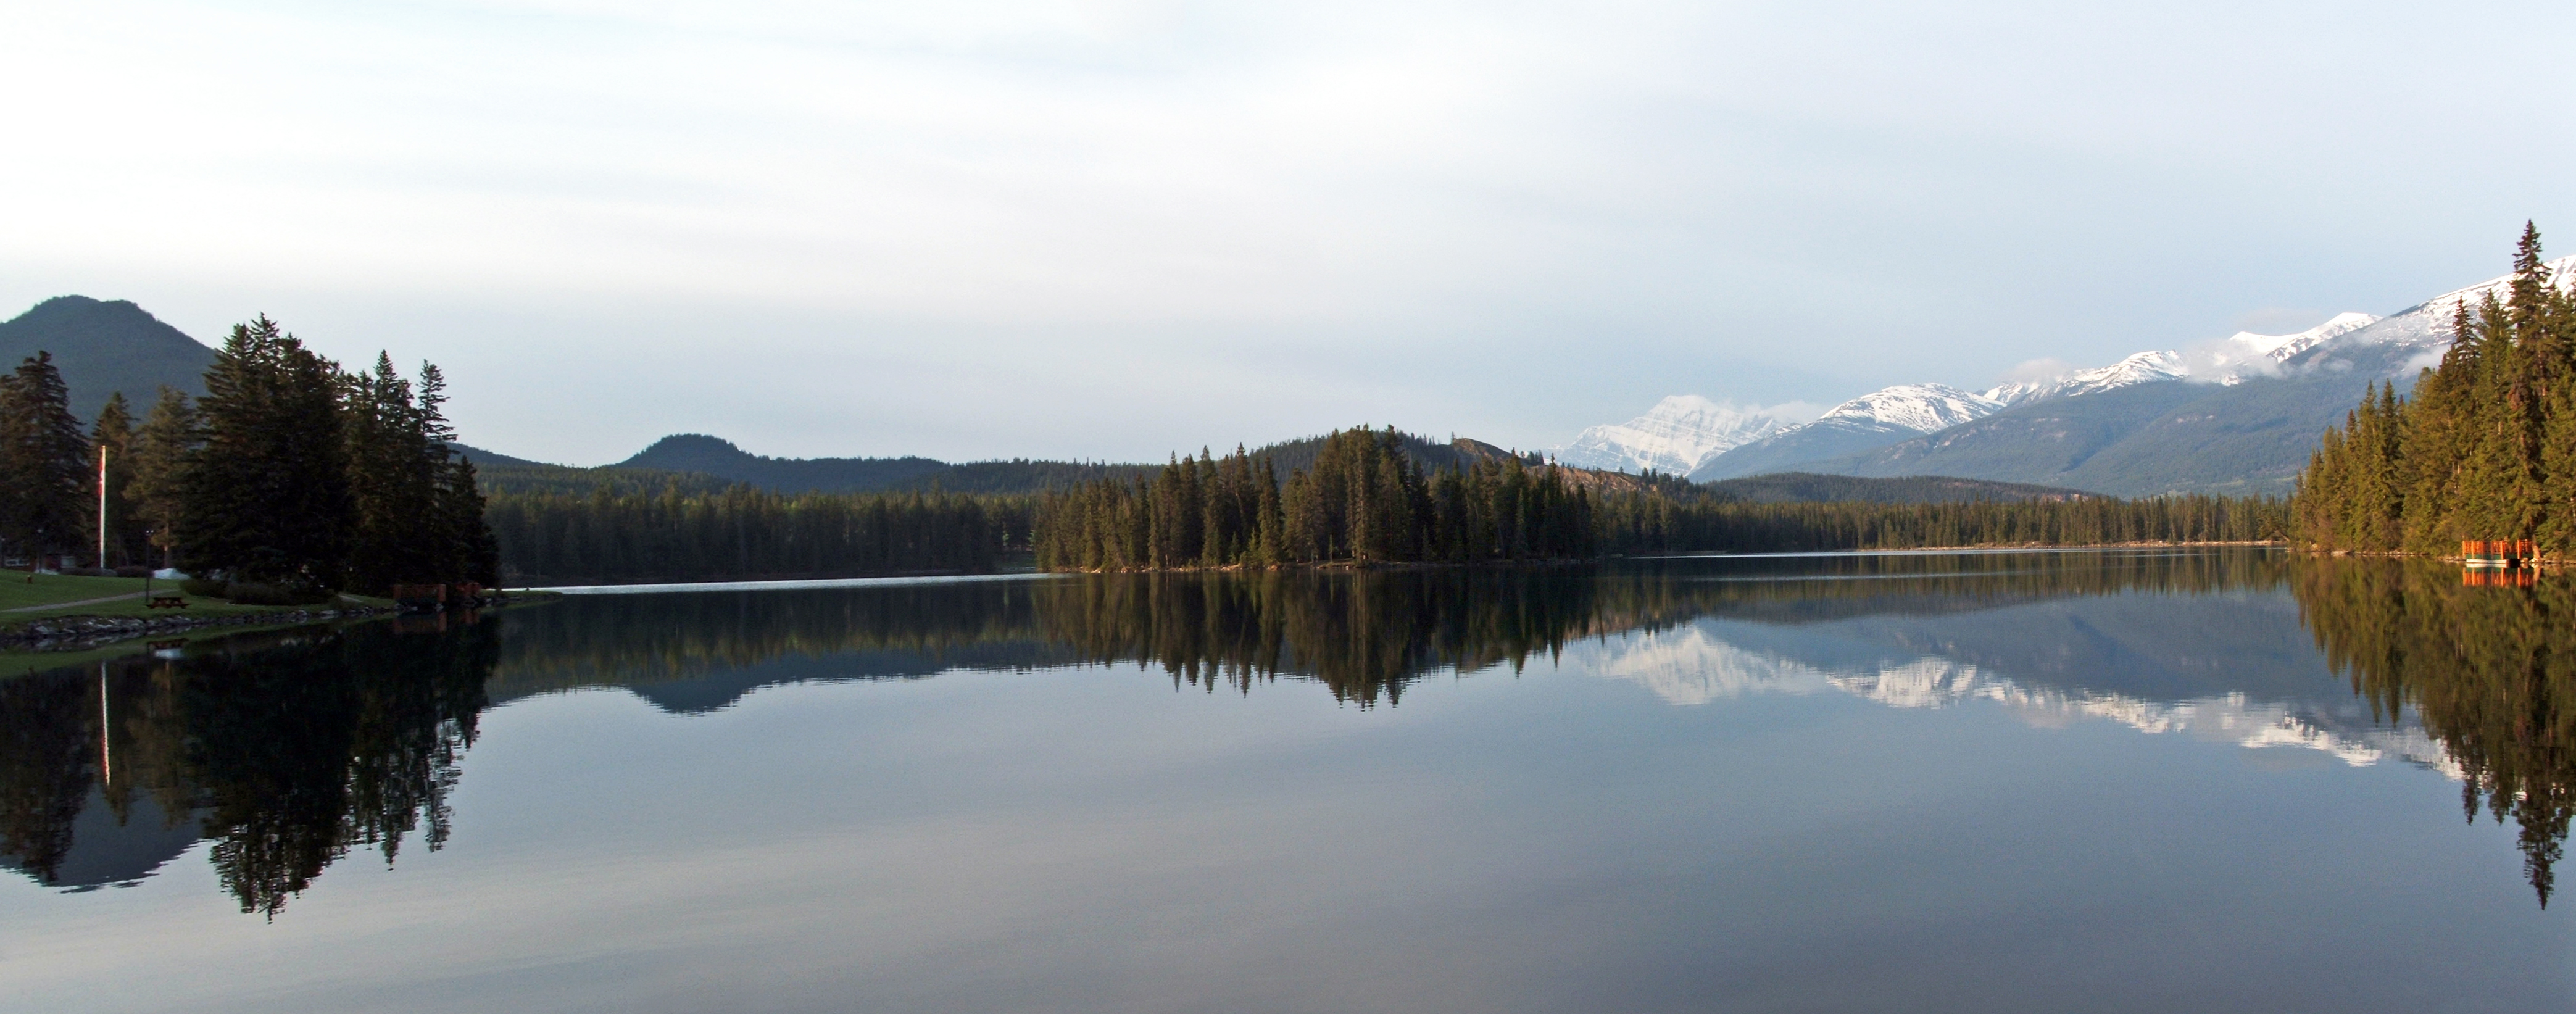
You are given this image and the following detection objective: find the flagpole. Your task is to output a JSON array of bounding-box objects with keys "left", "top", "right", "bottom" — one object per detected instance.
[{"left": 97, "top": 444, "right": 107, "bottom": 568}]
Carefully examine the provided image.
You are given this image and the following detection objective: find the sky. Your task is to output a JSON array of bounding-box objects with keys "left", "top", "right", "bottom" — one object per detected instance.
[{"left": 2, "top": 1, "right": 2571, "bottom": 465}]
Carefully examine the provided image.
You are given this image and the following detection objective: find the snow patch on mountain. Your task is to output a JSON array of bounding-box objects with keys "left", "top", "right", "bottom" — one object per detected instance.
[
  {"left": 1560, "top": 258, "right": 2576, "bottom": 470},
  {"left": 2185, "top": 312, "right": 2383, "bottom": 385},
  {"left": 1815, "top": 383, "right": 2005, "bottom": 433},
  {"left": 1966, "top": 351, "right": 2193, "bottom": 407},
  {"left": 2232, "top": 312, "right": 2382, "bottom": 362},
  {"left": 2306, "top": 254, "right": 2576, "bottom": 361},
  {"left": 1553, "top": 395, "right": 1818, "bottom": 475}
]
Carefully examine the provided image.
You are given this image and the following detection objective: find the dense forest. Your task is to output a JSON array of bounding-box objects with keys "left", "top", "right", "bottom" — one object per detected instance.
[
  {"left": 0, "top": 317, "right": 499, "bottom": 596},
  {"left": 1589, "top": 490, "right": 2284, "bottom": 555},
  {"left": 1032, "top": 428, "right": 1599, "bottom": 570},
  {"left": 1029, "top": 427, "right": 2283, "bottom": 572},
  {"left": 2295, "top": 224, "right": 2576, "bottom": 555},
  {"left": 483, "top": 486, "right": 1029, "bottom": 584}
]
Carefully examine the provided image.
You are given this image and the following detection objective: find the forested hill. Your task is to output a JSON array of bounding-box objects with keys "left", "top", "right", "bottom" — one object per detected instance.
[
  {"left": 618, "top": 434, "right": 953, "bottom": 492},
  {"left": 469, "top": 430, "right": 1613, "bottom": 497},
  {"left": 1703, "top": 473, "right": 2091, "bottom": 504},
  {"left": 0, "top": 296, "right": 215, "bottom": 420}
]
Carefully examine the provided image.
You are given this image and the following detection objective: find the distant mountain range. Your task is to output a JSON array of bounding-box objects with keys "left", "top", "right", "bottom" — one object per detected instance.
[
  {"left": 1556, "top": 257, "right": 2576, "bottom": 495},
  {"left": 21, "top": 251, "right": 2574, "bottom": 505}
]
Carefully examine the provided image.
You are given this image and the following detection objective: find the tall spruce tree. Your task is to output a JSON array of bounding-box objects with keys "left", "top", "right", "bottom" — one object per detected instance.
[
  {"left": 0, "top": 353, "right": 91, "bottom": 566},
  {"left": 343, "top": 353, "right": 443, "bottom": 593},
  {"left": 2295, "top": 223, "right": 2576, "bottom": 556},
  {"left": 128, "top": 388, "right": 199, "bottom": 569},
  {"left": 178, "top": 317, "right": 354, "bottom": 586}
]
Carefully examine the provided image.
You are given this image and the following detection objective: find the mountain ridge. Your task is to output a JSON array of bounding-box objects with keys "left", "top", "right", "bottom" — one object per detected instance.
[{"left": 0, "top": 296, "right": 217, "bottom": 421}]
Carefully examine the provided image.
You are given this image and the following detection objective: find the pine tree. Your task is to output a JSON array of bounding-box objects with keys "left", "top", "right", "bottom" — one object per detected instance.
[
  {"left": 2295, "top": 223, "right": 2576, "bottom": 557},
  {"left": 178, "top": 317, "right": 354, "bottom": 586},
  {"left": 128, "top": 388, "right": 199, "bottom": 569},
  {"left": 0, "top": 352, "right": 91, "bottom": 566}
]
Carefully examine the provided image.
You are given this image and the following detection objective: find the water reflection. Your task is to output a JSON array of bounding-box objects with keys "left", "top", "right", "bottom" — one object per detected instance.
[
  {"left": 486, "top": 549, "right": 2288, "bottom": 710},
  {"left": 6, "top": 549, "right": 2573, "bottom": 914},
  {"left": 0, "top": 621, "right": 496, "bottom": 915},
  {"left": 2291, "top": 559, "right": 2576, "bottom": 906}
]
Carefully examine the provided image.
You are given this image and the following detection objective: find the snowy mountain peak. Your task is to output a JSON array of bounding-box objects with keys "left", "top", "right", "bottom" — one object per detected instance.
[
  {"left": 1553, "top": 395, "right": 1807, "bottom": 474},
  {"left": 2309, "top": 254, "right": 2576, "bottom": 360},
  {"left": 2227, "top": 312, "right": 2382, "bottom": 362},
  {"left": 1984, "top": 351, "right": 2190, "bottom": 405},
  {"left": 1817, "top": 383, "right": 2005, "bottom": 433}
]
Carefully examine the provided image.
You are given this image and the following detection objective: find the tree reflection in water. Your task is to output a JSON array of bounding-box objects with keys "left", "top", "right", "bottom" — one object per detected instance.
[
  {"left": 0, "top": 618, "right": 496, "bottom": 916},
  {"left": 7, "top": 549, "right": 2570, "bottom": 912},
  {"left": 2291, "top": 558, "right": 2576, "bottom": 907}
]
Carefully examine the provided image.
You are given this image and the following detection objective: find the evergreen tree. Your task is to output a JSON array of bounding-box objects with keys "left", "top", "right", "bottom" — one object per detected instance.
[
  {"left": 2295, "top": 223, "right": 2576, "bottom": 556},
  {"left": 0, "top": 353, "right": 91, "bottom": 566},
  {"left": 128, "top": 388, "right": 199, "bottom": 569},
  {"left": 178, "top": 317, "right": 354, "bottom": 586}
]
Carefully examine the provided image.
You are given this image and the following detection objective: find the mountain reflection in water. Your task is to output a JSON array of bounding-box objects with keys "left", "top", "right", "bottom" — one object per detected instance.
[{"left": 2, "top": 549, "right": 2570, "bottom": 916}]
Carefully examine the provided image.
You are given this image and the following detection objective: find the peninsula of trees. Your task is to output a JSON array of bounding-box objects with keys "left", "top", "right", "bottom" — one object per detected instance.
[
  {"left": 0, "top": 315, "right": 498, "bottom": 597},
  {"left": 2294, "top": 224, "right": 2576, "bottom": 555},
  {"left": 1031, "top": 426, "right": 2282, "bottom": 573}
]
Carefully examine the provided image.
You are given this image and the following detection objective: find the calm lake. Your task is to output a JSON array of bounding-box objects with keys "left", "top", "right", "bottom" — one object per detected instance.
[{"left": 3, "top": 549, "right": 2570, "bottom": 1012}]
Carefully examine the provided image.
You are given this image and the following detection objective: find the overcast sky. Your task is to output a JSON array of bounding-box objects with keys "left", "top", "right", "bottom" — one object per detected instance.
[{"left": 4, "top": 1, "right": 2570, "bottom": 465}]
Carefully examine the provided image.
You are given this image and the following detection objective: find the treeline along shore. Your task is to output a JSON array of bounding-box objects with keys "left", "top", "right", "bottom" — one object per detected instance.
[
  {"left": 484, "top": 486, "right": 1031, "bottom": 584},
  {"left": 481, "top": 429, "right": 2285, "bottom": 583},
  {"left": 2296, "top": 223, "right": 2576, "bottom": 559},
  {"left": 1028, "top": 428, "right": 2282, "bottom": 571},
  {"left": 6, "top": 320, "right": 2287, "bottom": 591}
]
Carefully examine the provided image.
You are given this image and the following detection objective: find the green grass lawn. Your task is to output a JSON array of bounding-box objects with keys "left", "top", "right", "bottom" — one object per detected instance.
[
  {"left": 0, "top": 572, "right": 400, "bottom": 623},
  {"left": 0, "top": 573, "right": 157, "bottom": 612}
]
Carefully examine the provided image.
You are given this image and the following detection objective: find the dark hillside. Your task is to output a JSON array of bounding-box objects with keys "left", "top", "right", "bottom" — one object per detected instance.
[
  {"left": 1703, "top": 473, "right": 2091, "bottom": 504},
  {"left": 618, "top": 434, "right": 950, "bottom": 492},
  {"left": 2050, "top": 372, "right": 2390, "bottom": 494},
  {"left": 887, "top": 459, "right": 1156, "bottom": 493},
  {"left": 0, "top": 296, "right": 215, "bottom": 420},
  {"left": 452, "top": 443, "right": 554, "bottom": 469},
  {"left": 473, "top": 428, "right": 1655, "bottom": 498},
  {"left": 1799, "top": 374, "right": 2390, "bottom": 496},
  {"left": 1690, "top": 418, "right": 1920, "bottom": 481},
  {"left": 1813, "top": 382, "right": 2209, "bottom": 486}
]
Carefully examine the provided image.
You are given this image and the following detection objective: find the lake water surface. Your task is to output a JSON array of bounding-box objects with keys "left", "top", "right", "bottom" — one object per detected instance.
[{"left": 4, "top": 549, "right": 2570, "bottom": 1012}]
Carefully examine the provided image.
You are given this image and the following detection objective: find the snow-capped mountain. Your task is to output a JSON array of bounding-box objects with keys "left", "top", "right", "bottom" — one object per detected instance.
[
  {"left": 1574, "top": 254, "right": 2576, "bottom": 489},
  {"left": 2291, "top": 254, "right": 2576, "bottom": 365},
  {"left": 1685, "top": 383, "right": 2019, "bottom": 481},
  {"left": 2186, "top": 312, "right": 2384, "bottom": 385},
  {"left": 2230, "top": 312, "right": 2382, "bottom": 363},
  {"left": 2006, "top": 350, "right": 2192, "bottom": 401},
  {"left": 1554, "top": 395, "right": 1805, "bottom": 474},
  {"left": 1813, "top": 383, "right": 2003, "bottom": 432}
]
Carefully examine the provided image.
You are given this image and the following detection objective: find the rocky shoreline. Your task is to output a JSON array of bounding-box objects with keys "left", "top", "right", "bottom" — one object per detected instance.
[{"left": 1, "top": 606, "right": 397, "bottom": 654}]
